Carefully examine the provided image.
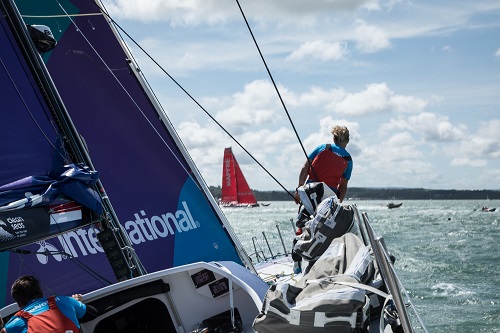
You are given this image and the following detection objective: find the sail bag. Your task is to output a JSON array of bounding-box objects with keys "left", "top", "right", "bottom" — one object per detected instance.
[
  {"left": 253, "top": 233, "right": 374, "bottom": 333},
  {"left": 293, "top": 196, "right": 354, "bottom": 261},
  {"left": 297, "top": 182, "right": 335, "bottom": 217}
]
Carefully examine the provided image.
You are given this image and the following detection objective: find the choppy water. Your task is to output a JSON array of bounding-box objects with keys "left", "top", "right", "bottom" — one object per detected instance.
[{"left": 222, "top": 200, "right": 500, "bottom": 333}]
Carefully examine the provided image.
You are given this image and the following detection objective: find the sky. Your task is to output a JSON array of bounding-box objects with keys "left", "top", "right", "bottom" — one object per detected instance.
[{"left": 101, "top": 0, "right": 500, "bottom": 191}]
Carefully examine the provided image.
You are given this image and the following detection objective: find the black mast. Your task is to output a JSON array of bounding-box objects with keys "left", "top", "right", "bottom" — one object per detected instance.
[{"left": 0, "top": 0, "right": 145, "bottom": 280}]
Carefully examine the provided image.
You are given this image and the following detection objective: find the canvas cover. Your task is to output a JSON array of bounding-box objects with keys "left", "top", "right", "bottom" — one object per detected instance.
[
  {"left": 253, "top": 233, "right": 374, "bottom": 333},
  {"left": 293, "top": 196, "right": 354, "bottom": 261},
  {"left": 0, "top": 164, "right": 101, "bottom": 252}
]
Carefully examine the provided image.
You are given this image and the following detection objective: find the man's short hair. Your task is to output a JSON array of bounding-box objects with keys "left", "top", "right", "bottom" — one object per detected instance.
[{"left": 11, "top": 275, "right": 43, "bottom": 308}]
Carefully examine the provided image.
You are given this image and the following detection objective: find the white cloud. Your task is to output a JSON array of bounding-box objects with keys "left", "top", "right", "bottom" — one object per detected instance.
[
  {"left": 381, "top": 112, "right": 467, "bottom": 143},
  {"left": 300, "top": 117, "right": 360, "bottom": 153},
  {"left": 353, "top": 130, "right": 440, "bottom": 187},
  {"left": 286, "top": 40, "right": 347, "bottom": 62},
  {"left": 99, "top": 0, "right": 500, "bottom": 191},
  {"left": 451, "top": 120, "right": 500, "bottom": 167},
  {"left": 354, "top": 20, "right": 391, "bottom": 53},
  {"left": 102, "top": 0, "right": 233, "bottom": 25},
  {"left": 450, "top": 157, "right": 486, "bottom": 167},
  {"left": 408, "top": 113, "right": 467, "bottom": 142},
  {"left": 328, "top": 83, "right": 428, "bottom": 116},
  {"left": 442, "top": 45, "right": 452, "bottom": 52},
  {"left": 215, "top": 80, "right": 282, "bottom": 128},
  {"left": 211, "top": 81, "right": 430, "bottom": 126},
  {"left": 177, "top": 121, "right": 225, "bottom": 149},
  {"left": 293, "top": 86, "right": 342, "bottom": 107},
  {"left": 102, "top": 0, "right": 378, "bottom": 24},
  {"left": 176, "top": 118, "right": 298, "bottom": 189},
  {"left": 236, "top": 127, "right": 296, "bottom": 154}
]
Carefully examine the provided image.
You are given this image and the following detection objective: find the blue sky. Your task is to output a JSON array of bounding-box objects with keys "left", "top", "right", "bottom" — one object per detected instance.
[{"left": 102, "top": 0, "right": 500, "bottom": 191}]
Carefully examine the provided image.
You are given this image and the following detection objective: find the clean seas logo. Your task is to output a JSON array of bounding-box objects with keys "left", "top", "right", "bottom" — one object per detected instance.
[
  {"left": 0, "top": 218, "right": 16, "bottom": 241},
  {"left": 35, "top": 201, "right": 200, "bottom": 264}
]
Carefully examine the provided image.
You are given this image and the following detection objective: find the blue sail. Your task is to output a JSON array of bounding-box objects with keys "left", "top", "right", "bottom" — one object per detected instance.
[
  {"left": 0, "top": 0, "right": 245, "bottom": 307},
  {"left": 0, "top": 1, "right": 107, "bottom": 307}
]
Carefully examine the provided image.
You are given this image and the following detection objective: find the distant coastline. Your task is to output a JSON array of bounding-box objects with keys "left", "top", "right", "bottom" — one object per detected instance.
[{"left": 209, "top": 186, "right": 500, "bottom": 201}]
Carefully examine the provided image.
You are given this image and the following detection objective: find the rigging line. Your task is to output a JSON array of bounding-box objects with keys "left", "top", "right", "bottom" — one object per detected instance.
[
  {"left": 52, "top": 0, "right": 194, "bottom": 186},
  {"left": 92, "top": 2, "right": 295, "bottom": 200},
  {"left": 12, "top": 255, "right": 50, "bottom": 293},
  {"left": 94, "top": 2, "right": 167, "bottom": 124},
  {"left": 11, "top": 246, "right": 113, "bottom": 287},
  {"left": 0, "top": 58, "right": 69, "bottom": 164},
  {"left": 47, "top": 213, "right": 114, "bottom": 285},
  {"left": 44, "top": 208, "right": 112, "bottom": 286},
  {"left": 235, "top": 0, "right": 319, "bottom": 183},
  {"left": 94, "top": 2, "right": 194, "bottom": 184},
  {"left": 22, "top": 13, "right": 103, "bottom": 18},
  {"left": 13, "top": 260, "right": 93, "bottom": 303},
  {"left": 11, "top": 252, "right": 66, "bottom": 297}
]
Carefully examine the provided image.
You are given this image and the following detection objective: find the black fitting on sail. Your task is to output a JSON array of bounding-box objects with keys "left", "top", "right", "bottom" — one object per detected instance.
[{"left": 27, "top": 24, "right": 56, "bottom": 53}]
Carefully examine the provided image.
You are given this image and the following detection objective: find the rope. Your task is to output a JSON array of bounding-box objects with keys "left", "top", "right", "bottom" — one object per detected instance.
[
  {"left": 90, "top": 1, "right": 295, "bottom": 200},
  {"left": 235, "top": 0, "right": 319, "bottom": 182}
]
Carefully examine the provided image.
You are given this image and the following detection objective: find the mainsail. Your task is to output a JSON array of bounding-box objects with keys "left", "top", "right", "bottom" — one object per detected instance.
[
  {"left": 221, "top": 148, "right": 258, "bottom": 207},
  {"left": 0, "top": 0, "right": 251, "bottom": 308},
  {"left": 0, "top": 0, "right": 113, "bottom": 307}
]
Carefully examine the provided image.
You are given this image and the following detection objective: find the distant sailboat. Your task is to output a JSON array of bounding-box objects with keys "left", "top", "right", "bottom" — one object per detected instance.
[{"left": 220, "top": 148, "right": 260, "bottom": 207}]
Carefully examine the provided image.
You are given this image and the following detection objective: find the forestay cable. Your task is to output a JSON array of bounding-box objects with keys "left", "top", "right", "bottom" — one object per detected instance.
[
  {"left": 91, "top": 1, "right": 295, "bottom": 200},
  {"left": 235, "top": 0, "right": 319, "bottom": 182}
]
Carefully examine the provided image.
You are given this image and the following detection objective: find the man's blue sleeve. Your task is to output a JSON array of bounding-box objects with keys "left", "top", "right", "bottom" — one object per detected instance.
[
  {"left": 344, "top": 160, "right": 353, "bottom": 180},
  {"left": 308, "top": 144, "right": 326, "bottom": 160},
  {"left": 59, "top": 296, "right": 87, "bottom": 320},
  {"left": 69, "top": 297, "right": 87, "bottom": 319}
]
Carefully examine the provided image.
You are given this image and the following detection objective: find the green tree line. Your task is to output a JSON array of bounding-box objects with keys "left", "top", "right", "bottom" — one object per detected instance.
[{"left": 209, "top": 186, "right": 500, "bottom": 201}]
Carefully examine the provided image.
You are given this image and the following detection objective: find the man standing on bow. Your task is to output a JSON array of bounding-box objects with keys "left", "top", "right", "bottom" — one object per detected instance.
[{"left": 294, "top": 125, "right": 353, "bottom": 203}]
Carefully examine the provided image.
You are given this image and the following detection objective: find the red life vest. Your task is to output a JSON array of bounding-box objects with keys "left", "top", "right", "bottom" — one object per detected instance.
[
  {"left": 307, "top": 144, "right": 349, "bottom": 190},
  {"left": 14, "top": 296, "right": 80, "bottom": 333}
]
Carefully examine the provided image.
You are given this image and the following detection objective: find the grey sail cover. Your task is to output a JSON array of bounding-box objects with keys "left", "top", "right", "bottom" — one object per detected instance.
[{"left": 253, "top": 233, "right": 374, "bottom": 333}]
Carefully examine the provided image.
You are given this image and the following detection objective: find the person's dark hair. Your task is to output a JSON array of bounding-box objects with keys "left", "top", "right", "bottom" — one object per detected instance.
[{"left": 11, "top": 275, "right": 43, "bottom": 308}]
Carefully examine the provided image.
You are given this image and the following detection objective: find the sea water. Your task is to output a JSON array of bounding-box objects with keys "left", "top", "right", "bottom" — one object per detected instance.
[{"left": 222, "top": 200, "right": 500, "bottom": 333}]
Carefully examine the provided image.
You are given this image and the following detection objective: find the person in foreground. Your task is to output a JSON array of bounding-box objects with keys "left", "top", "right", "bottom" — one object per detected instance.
[
  {"left": 3, "top": 275, "right": 97, "bottom": 333},
  {"left": 294, "top": 125, "right": 353, "bottom": 203}
]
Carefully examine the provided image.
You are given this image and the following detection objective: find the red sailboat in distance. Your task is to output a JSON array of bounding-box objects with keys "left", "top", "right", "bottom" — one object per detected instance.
[{"left": 220, "top": 147, "right": 261, "bottom": 207}]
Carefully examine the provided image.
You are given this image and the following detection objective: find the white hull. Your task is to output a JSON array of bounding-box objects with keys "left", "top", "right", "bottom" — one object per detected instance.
[{"left": 1, "top": 261, "right": 269, "bottom": 333}]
